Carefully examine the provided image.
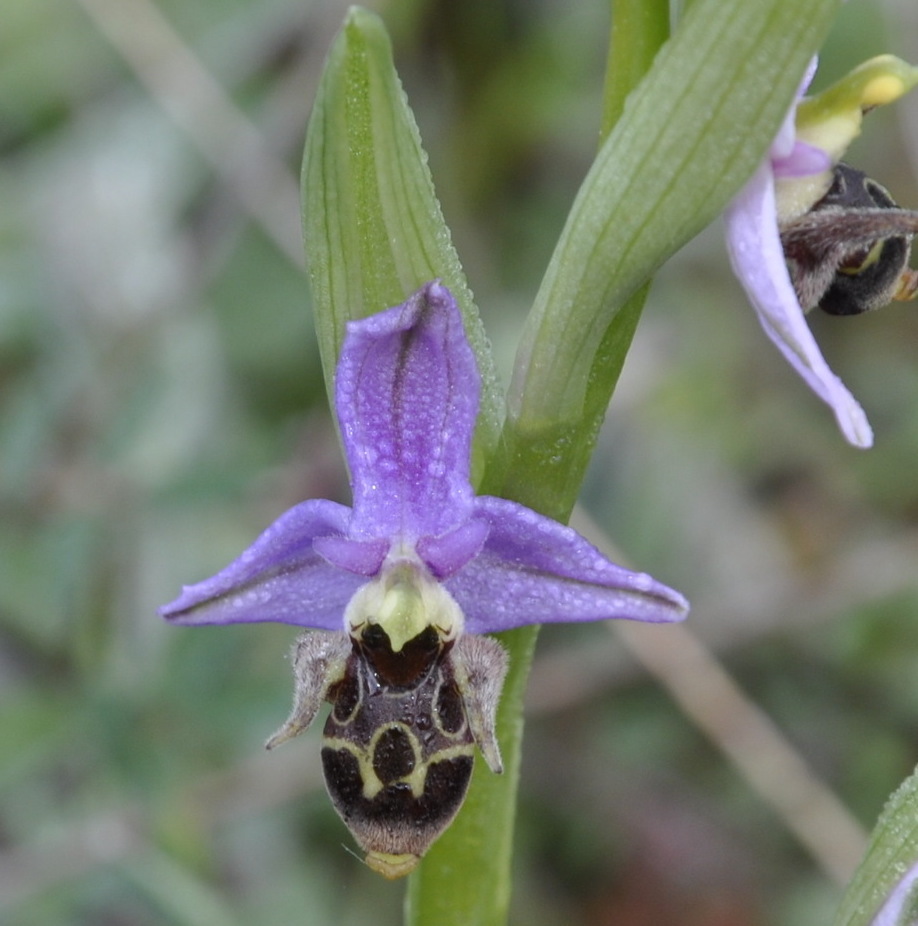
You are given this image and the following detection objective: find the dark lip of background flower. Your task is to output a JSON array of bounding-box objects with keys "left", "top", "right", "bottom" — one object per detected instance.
[{"left": 159, "top": 281, "right": 688, "bottom": 635}]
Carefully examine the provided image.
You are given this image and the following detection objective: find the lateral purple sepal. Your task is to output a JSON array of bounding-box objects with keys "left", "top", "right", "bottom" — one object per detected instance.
[
  {"left": 158, "top": 499, "right": 366, "bottom": 629},
  {"left": 724, "top": 164, "right": 872, "bottom": 448},
  {"left": 444, "top": 496, "right": 689, "bottom": 633}
]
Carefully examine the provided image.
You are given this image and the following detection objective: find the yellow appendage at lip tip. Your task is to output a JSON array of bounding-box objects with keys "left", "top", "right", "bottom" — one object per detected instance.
[
  {"left": 862, "top": 75, "right": 906, "bottom": 107},
  {"left": 366, "top": 851, "right": 420, "bottom": 879}
]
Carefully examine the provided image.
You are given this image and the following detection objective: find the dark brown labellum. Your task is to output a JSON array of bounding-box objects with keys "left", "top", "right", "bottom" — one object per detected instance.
[
  {"left": 266, "top": 626, "right": 507, "bottom": 878},
  {"left": 320, "top": 625, "right": 476, "bottom": 877}
]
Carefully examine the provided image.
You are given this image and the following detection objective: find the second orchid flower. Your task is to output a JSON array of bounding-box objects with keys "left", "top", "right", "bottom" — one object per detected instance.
[{"left": 726, "top": 55, "right": 918, "bottom": 449}]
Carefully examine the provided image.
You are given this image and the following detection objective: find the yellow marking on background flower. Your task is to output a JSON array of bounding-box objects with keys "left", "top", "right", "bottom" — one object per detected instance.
[{"left": 862, "top": 74, "right": 907, "bottom": 107}]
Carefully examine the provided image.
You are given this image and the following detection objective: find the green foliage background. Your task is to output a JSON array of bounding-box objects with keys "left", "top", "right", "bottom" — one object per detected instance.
[{"left": 2, "top": 1, "right": 918, "bottom": 924}]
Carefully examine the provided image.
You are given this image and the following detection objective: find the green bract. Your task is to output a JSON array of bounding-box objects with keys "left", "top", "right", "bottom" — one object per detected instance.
[{"left": 301, "top": 7, "right": 504, "bottom": 478}]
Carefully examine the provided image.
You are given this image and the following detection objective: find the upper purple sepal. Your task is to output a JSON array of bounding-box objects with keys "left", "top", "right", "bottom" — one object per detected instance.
[
  {"left": 337, "top": 281, "right": 480, "bottom": 542},
  {"left": 160, "top": 281, "right": 688, "bottom": 632}
]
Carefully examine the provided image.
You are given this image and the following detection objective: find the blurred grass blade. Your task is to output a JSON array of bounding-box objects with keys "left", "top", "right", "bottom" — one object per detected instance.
[
  {"left": 507, "top": 0, "right": 842, "bottom": 498},
  {"left": 302, "top": 6, "right": 503, "bottom": 467},
  {"left": 833, "top": 765, "right": 918, "bottom": 926}
]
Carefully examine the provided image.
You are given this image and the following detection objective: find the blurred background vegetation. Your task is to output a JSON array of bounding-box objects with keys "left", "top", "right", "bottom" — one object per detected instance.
[{"left": 2, "top": 0, "right": 918, "bottom": 924}]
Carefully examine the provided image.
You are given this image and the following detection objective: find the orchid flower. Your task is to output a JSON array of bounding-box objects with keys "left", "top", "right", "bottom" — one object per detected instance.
[
  {"left": 160, "top": 281, "right": 688, "bottom": 637},
  {"left": 725, "top": 56, "right": 918, "bottom": 449},
  {"left": 159, "top": 281, "right": 687, "bottom": 874}
]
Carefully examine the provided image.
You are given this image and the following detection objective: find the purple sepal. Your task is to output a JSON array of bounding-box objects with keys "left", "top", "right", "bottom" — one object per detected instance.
[
  {"left": 158, "top": 499, "right": 364, "bottom": 629},
  {"left": 336, "top": 280, "right": 479, "bottom": 542},
  {"left": 444, "top": 496, "right": 689, "bottom": 633}
]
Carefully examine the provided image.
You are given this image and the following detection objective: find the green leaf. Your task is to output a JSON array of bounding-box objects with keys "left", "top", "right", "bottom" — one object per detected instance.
[
  {"left": 834, "top": 764, "right": 918, "bottom": 926},
  {"left": 505, "top": 0, "right": 842, "bottom": 510},
  {"left": 301, "top": 6, "right": 503, "bottom": 468}
]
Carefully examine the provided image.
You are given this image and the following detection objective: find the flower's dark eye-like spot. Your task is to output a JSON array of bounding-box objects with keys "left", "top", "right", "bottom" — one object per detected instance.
[
  {"left": 372, "top": 727, "right": 417, "bottom": 782},
  {"left": 435, "top": 679, "right": 466, "bottom": 735}
]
